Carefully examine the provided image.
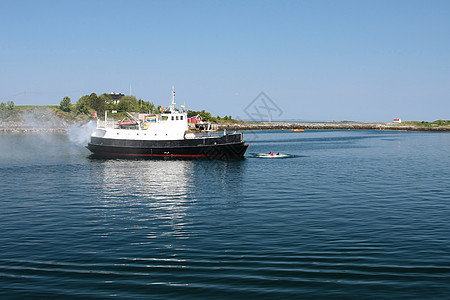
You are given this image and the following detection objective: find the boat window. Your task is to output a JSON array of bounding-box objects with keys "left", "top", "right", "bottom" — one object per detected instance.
[
  {"left": 171, "top": 116, "right": 174, "bottom": 121},
  {"left": 181, "top": 116, "right": 183, "bottom": 120},
  {"left": 176, "top": 116, "right": 179, "bottom": 120}
]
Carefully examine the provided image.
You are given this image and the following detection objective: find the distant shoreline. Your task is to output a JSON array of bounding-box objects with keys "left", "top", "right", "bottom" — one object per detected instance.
[
  {"left": 217, "top": 121, "right": 450, "bottom": 132},
  {"left": 1, "top": 121, "right": 449, "bottom": 135},
  {"left": 1, "top": 105, "right": 449, "bottom": 134}
]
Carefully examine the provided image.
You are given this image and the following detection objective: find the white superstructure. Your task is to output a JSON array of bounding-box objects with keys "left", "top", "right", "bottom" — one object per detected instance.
[{"left": 92, "top": 87, "right": 189, "bottom": 141}]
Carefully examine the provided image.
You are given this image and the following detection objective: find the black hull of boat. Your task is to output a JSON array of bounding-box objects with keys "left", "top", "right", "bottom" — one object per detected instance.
[{"left": 86, "top": 133, "right": 248, "bottom": 159}]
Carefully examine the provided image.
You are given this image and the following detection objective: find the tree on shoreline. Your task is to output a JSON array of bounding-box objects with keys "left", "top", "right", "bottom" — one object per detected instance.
[
  {"left": 187, "top": 109, "right": 236, "bottom": 122},
  {"left": 73, "top": 93, "right": 161, "bottom": 115},
  {"left": 0, "top": 101, "right": 16, "bottom": 119},
  {"left": 117, "top": 95, "right": 139, "bottom": 112},
  {"left": 59, "top": 96, "right": 72, "bottom": 112},
  {"left": 75, "top": 95, "right": 90, "bottom": 114},
  {"left": 88, "top": 93, "right": 106, "bottom": 114}
]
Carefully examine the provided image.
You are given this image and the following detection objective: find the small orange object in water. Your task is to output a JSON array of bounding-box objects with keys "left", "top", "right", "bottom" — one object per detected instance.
[{"left": 291, "top": 129, "right": 304, "bottom": 132}]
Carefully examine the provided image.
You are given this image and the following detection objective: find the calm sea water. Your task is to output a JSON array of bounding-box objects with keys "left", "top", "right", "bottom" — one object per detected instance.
[{"left": 0, "top": 130, "right": 449, "bottom": 299}]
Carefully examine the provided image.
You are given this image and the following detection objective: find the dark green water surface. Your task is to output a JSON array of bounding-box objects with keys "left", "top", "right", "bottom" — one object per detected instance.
[{"left": 1, "top": 130, "right": 449, "bottom": 299}]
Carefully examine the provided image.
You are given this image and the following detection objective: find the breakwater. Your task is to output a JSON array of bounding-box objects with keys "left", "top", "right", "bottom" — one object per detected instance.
[{"left": 218, "top": 122, "right": 450, "bottom": 132}]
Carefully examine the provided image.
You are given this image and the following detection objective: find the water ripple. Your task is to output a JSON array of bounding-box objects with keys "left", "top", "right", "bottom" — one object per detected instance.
[{"left": 1, "top": 132, "right": 449, "bottom": 298}]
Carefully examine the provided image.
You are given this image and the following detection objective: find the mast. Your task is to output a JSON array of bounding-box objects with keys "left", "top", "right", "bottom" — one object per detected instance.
[{"left": 169, "top": 86, "right": 176, "bottom": 113}]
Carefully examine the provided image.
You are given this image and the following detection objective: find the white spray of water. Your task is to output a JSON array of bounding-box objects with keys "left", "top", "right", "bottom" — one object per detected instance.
[
  {"left": 17, "top": 108, "right": 70, "bottom": 148},
  {"left": 10, "top": 107, "right": 95, "bottom": 147},
  {"left": 67, "top": 120, "right": 97, "bottom": 146},
  {"left": 21, "top": 108, "right": 69, "bottom": 129}
]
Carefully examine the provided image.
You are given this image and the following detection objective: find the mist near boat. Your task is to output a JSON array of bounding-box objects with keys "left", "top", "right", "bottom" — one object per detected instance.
[
  {"left": 18, "top": 107, "right": 96, "bottom": 147},
  {"left": 0, "top": 109, "right": 95, "bottom": 164},
  {"left": 67, "top": 120, "right": 96, "bottom": 146},
  {"left": 20, "top": 108, "right": 69, "bottom": 130}
]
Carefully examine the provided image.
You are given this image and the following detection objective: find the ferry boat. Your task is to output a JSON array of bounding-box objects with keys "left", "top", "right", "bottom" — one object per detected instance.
[{"left": 86, "top": 89, "right": 248, "bottom": 158}]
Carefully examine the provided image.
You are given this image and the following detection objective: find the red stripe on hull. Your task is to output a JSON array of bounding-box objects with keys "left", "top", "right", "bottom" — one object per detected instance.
[{"left": 94, "top": 152, "right": 211, "bottom": 158}]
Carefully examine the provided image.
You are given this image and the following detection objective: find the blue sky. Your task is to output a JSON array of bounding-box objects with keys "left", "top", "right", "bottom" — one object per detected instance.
[{"left": 1, "top": 0, "right": 449, "bottom": 122}]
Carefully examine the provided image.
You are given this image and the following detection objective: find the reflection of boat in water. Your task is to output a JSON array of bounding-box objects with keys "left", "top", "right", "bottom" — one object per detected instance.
[
  {"left": 291, "top": 129, "right": 304, "bottom": 132},
  {"left": 94, "top": 157, "right": 245, "bottom": 230},
  {"left": 255, "top": 152, "right": 293, "bottom": 158},
  {"left": 86, "top": 88, "right": 248, "bottom": 158},
  {"left": 95, "top": 159, "right": 194, "bottom": 232}
]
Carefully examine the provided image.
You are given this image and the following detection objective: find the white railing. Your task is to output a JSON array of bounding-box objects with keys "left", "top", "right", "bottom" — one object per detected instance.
[{"left": 97, "top": 118, "right": 116, "bottom": 129}]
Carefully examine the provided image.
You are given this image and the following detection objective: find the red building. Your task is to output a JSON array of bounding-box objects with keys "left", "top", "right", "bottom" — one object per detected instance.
[{"left": 188, "top": 114, "right": 202, "bottom": 124}]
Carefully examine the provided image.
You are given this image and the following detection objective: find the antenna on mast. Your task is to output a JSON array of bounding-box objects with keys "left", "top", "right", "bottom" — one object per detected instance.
[
  {"left": 169, "top": 85, "right": 176, "bottom": 113},
  {"left": 172, "top": 85, "right": 176, "bottom": 104}
]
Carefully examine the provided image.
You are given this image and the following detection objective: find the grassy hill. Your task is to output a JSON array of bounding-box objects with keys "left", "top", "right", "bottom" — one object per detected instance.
[{"left": 0, "top": 105, "right": 90, "bottom": 124}]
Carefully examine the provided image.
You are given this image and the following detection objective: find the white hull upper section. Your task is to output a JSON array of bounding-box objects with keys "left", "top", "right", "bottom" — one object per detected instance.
[{"left": 93, "top": 111, "right": 189, "bottom": 141}]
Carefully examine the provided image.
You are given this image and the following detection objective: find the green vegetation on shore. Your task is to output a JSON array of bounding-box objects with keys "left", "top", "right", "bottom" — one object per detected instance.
[
  {"left": 402, "top": 120, "right": 450, "bottom": 128},
  {"left": 59, "top": 93, "right": 162, "bottom": 116},
  {"left": 0, "top": 101, "right": 87, "bottom": 123},
  {"left": 186, "top": 110, "right": 240, "bottom": 123},
  {"left": 1, "top": 93, "right": 239, "bottom": 124}
]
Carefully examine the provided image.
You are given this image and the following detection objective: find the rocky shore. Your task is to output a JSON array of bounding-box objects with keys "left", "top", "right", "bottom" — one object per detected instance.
[
  {"left": 0, "top": 127, "right": 67, "bottom": 134},
  {"left": 217, "top": 122, "right": 450, "bottom": 132},
  {"left": 0, "top": 108, "right": 76, "bottom": 134},
  {"left": 0, "top": 120, "right": 69, "bottom": 134}
]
